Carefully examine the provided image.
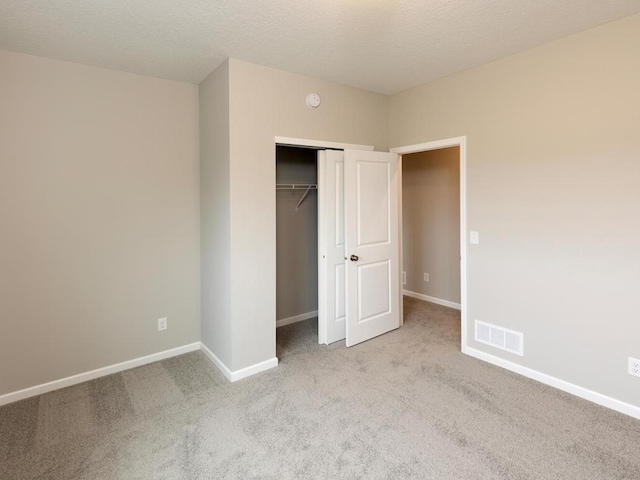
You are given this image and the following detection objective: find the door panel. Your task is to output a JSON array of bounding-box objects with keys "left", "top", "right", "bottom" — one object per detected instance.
[
  {"left": 335, "top": 264, "right": 346, "bottom": 322},
  {"left": 357, "top": 161, "right": 390, "bottom": 246},
  {"left": 335, "top": 161, "right": 345, "bottom": 246},
  {"left": 345, "top": 150, "right": 400, "bottom": 347},
  {"left": 318, "top": 150, "right": 346, "bottom": 344},
  {"left": 358, "top": 260, "right": 391, "bottom": 322}
]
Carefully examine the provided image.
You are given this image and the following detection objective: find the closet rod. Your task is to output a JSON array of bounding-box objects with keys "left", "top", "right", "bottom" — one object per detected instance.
[
  {"left": 275, "top": 184, "right": 318, "bottom": 189},
  {"left": 275, "top": 184, "right": 317, "bottom": 209}
]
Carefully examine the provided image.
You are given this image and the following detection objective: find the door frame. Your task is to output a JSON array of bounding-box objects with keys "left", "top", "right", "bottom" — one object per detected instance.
[
  {"left": 390, "top": 136, "right": 468, "bottom": 353},
  {"left": 274, "top": 137, "right": 373, "bottom": 347},
  {"left": 275, "top": 137, "right": 373, "bottom": 152}
]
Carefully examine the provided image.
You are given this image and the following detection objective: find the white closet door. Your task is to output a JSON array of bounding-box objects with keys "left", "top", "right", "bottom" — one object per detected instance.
[
  {"left": 344, "top": 149, "right": 400, "bottom": 347},
  {"left": 318, "top": 150, "right": 346, "bottom": 344}
]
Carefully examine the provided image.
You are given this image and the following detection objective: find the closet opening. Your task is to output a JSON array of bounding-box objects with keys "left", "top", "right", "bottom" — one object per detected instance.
[
  {"left": 274, "top": 136, "right": 404, "bottom": 359},
  {"left": 275, "top": 145, "right": 322, "bottom": 358}
]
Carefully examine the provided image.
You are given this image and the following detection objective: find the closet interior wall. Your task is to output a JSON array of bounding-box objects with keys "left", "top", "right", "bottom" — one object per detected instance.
[{"left": 276, "top": 146, "right": 318, "bottom": 324}]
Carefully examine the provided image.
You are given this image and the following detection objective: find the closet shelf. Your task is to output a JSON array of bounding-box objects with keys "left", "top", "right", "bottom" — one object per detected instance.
[{"left": 276, "top": 184, "right": 317, "bottom": 210}]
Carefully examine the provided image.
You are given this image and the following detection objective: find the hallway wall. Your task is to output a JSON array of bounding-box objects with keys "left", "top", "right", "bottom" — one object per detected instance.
[
  {"left": 389, "top": 14, "right": 640, "bottom": 408},
  {"left": 402, "top": 147, "right": 460, "bottom": 304}
]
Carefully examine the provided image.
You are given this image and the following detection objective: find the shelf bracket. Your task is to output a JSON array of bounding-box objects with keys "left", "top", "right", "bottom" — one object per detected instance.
[{"left": 295, "top": 185, "right": 313, "bottom": 210}]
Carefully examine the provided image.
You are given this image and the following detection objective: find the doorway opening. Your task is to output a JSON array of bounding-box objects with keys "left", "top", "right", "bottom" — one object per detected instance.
[
  {"left": 401, "top": 147, "right": 461, "bottom": 307},
  {"left": 275, "top": 145, "right": 320, "bottom": 358},
  {"left": 393, "top": 137, "right": 467, "bottom": 352}
]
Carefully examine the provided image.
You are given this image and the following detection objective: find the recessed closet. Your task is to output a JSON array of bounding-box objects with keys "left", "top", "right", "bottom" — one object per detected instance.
[
  {"left": 275, "top": 146, "right": 319, "bottom": 338},
  {"left": 275, "top": 143, "right": 402, "bottom": 352}
]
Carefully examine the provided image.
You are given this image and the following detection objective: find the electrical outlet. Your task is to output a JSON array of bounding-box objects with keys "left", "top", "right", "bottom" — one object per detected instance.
[
  {"left": 629, "top": 357, "right": 640, "bottom": 377},
  {"left": 158, "top": 317, "right": 167, "bottom": 332},
  {"left": 423, "top": 273, "right": 430, "bottom": 282},
  {"left": 402, "top": 271, "right": 406, "bottom": 285}
]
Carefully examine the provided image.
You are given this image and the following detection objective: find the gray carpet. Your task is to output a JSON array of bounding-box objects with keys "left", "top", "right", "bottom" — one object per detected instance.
[{"left": 2, "top": 297, "right": 640, "bottom": 479}]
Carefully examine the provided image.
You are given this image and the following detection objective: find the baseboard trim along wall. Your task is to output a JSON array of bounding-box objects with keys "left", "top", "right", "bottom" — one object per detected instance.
[
  {"left": 276, "top": 310, "right": 318, "bottom": 328},
  {"left": 4, "top": 334, "right": 636, "bottom": 421},
  {"left": 464, "top": 346, "right": 640, "bottom": 421},
  {"left": 1, "top": 341, "right": 281, "bottom": 407},
  {"left": 200, "top": 343, "right": 278, "bottom": 382},
  {"left": 403, "top": 290, "right": 461, "bottom": 310},
  {"left": 0, "top": 342, "right": 201, "bottom": 407},
  {"left": 199, "top": 343, "right": 234, "bottom": 380}
]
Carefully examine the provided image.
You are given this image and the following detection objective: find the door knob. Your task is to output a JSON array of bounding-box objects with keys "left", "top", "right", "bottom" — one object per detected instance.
[{"left": 350, "top": 255, "right": 359, "bottom": 262}]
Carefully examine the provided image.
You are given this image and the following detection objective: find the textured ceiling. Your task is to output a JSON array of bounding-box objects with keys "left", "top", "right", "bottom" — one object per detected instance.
[{"left": 1, "top": 1, "right": 639, "bottom": 94}]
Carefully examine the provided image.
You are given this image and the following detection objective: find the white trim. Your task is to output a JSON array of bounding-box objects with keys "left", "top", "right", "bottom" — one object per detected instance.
[
  {"left": 275, "top": 136, "right": 373, "bottom": 151},
  {"left": 277, "top": 310, "right": 318, "bottom": 328},
  {"left": 403, "top": 290, "right": 461, "bottom": 310},
  {"left": 392, "top": 136, "right": 467, "bottom": 352},
  {"left": 229, "top": 357, "right": 279, "bottom": 382},
  {"left": 317, "top": 151, "right": 327, "bottom": 345},
  {"left": 199, "top": 342, "right": 234, "bottom": 381},
  {"left": 0, "top": 342, "right": 201, "bottom": 407},
  {"left": 200, "top": 342, "right": 279, "bottom": 382},
  {"left": 464, "top": 346, "right": 640, "bottom": 420},
  {"left": 1, "top": 341, "right": 282, "bottom": 407},
  {"left": 460, "top": 138, "right": 468, "bottom": 353},
  {"left": 398, "top": 156, "right": 404, "bottom": 326},
  {"left": 390, "top": 137, "right": 466, "bottom": 155}
]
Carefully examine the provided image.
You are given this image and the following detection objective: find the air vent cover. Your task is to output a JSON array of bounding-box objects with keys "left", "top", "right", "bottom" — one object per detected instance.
[{"left": 474, "top": 320, "right": 524, "bottom": 356}]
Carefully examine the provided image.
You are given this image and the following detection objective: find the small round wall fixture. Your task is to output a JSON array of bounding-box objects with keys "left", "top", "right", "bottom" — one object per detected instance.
[{"left": 305, "top": 93, "right": 321, "bottom": 108}]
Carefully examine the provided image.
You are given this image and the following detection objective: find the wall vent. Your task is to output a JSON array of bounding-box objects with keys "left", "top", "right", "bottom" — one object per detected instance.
[{"left": 474, "top": 320, "right": 523, "bottom": 356}]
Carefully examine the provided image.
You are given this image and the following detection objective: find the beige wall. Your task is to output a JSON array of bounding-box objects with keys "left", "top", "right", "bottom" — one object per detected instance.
[
  {"left": 226, "top": 58, "right": 388, "bottom": 371},
  {"left": 199, "top": 61, "right": 232, "bottom": 366},
  {"left": 0, "top": 50, "right": 200, "bottom": 396},
  {"left": 389, "top": 14, "right": 640, "bottom": 407},
  {"left": 402, "top": 147, "right": 460, "bottom": 303},
  {"left": 276, "top": 147, "right": 318, "bottom": 321}
]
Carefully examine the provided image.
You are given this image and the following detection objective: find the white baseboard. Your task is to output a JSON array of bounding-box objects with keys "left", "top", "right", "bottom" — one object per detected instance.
[
  {"left": 403, "top": 290, "right": 461, "bottom": 310},
  {"left": 230, "top": 357, "right": 279, "bottom": 382},
  {"left": 276, "top": 310, "right": 318, "bottom": 328},
  {"left": 200, "top": 342, "right": 278, "bottom": 382},
  {"left": 0, "top": 342, "right": 201, "bottom": 407},
  {"left": 199, "top": 342, "right": 233, "bottom": 381},
  {"left": 1, "top": 341, "right": 280, "bottom": 407},
  {"left": 464, "top": 346, "right": 640, "bottom": 421}
]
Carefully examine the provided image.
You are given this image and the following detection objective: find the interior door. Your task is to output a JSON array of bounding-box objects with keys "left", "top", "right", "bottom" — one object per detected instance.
[
  {"left": 344, "top": 149, "right": 400, "bottom": 346},
  {"left": 318, "top": 150, "right": 346, "bottom": 344}
]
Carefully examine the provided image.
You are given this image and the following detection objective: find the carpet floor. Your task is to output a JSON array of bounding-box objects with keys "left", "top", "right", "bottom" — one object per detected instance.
[{"left": 1, "top": 297, "right": 639, "bottom": 479}]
